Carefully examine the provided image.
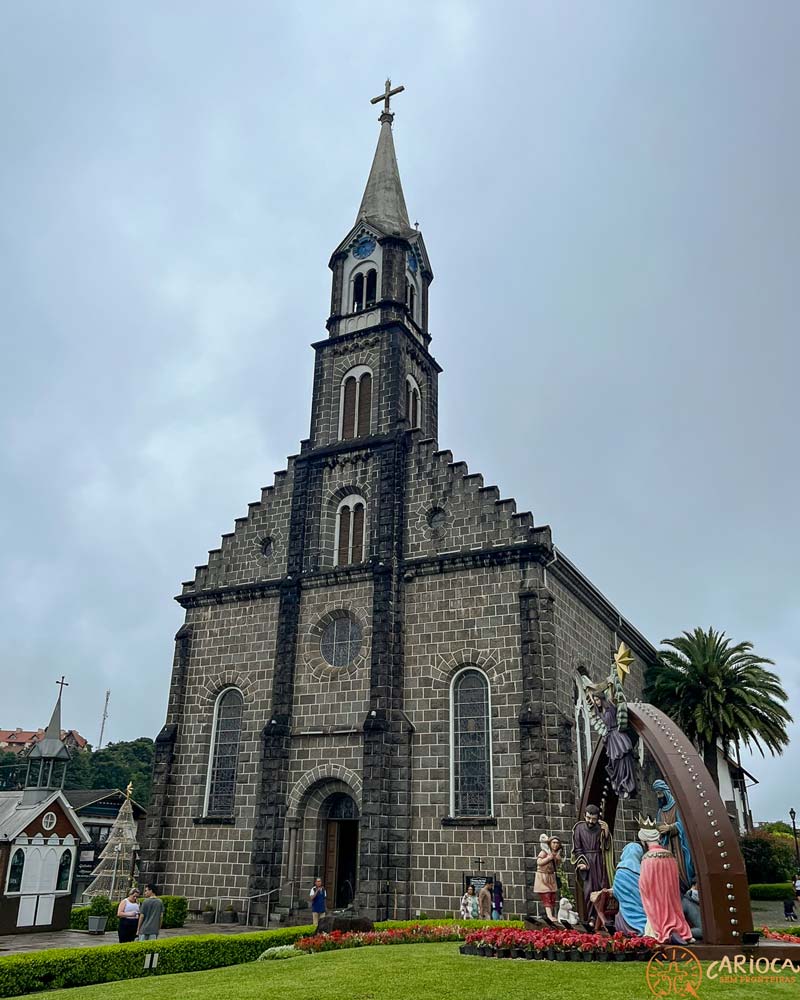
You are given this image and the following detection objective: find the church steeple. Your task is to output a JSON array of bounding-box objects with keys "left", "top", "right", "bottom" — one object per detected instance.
[
  {"left": 22, "top": 678, "right": 71, "bottom": 805},
  {"left": 356, "top": 95, "right": 413, "bottom": 237}
]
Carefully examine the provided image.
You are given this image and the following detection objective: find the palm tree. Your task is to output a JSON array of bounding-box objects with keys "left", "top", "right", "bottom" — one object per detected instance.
[{"left": 645, "top": 627, "right": 792, "bottom": 787}]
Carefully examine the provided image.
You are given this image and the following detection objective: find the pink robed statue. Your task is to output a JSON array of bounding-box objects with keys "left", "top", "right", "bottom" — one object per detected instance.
[{"left": 637, "top": 817, "right": 694, "bottom": 944}]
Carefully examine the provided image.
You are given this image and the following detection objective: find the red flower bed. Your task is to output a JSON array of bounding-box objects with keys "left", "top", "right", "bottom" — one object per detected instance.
[
  {"left": 465, "top": 926, "right": 657, "bottom": 957},
  {"left": 295, "top": 924, "right": 466, "bottom": 953},
  {"left": 762, "top": 927, "right": 800, "bottom": 944}
]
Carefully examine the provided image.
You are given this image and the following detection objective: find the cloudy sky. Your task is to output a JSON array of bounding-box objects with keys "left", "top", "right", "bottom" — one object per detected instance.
[{"left": 1, "top": 2, "right": 797, "bottom": 822}]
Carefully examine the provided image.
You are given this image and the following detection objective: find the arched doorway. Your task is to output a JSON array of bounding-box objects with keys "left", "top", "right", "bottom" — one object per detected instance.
[{"left": 322, "top": 793, "right": 359, "bottom": 909}]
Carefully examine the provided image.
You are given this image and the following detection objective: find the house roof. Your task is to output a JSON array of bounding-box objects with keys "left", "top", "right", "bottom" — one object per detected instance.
[{"left": 0, "top": 790, "right": 90, "bottom": 843}]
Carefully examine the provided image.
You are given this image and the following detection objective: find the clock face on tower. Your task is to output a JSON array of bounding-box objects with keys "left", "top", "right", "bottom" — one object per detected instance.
[
  {"left": 353, "top": 236, "right": 376, "bottom": 259},
  {"left": 407, "top": 252, "right": 418, "bottom": 273}
]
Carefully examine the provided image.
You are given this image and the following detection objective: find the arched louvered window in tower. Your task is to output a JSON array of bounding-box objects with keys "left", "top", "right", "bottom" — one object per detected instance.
[
  {"left": 335, "top": 495, "right": 367, "bottom": 566},
  {"left": 365, "top": 268, "right": 377, "bottom": 307},
  {"left": 339, "top": 366, "right": 373, "bottom": 440},
  {"left": 406, "top": 376, "right": 421, "bottom": 429},
  {"left": 406, "top": 280, "right": 416, "bottom": 319},
  {"left": 353, "top": 272, "right": 364, "bottom": 312},
  {"left": 450, "top": 669, "right": 492, "bottom": 817},
  {"left": 205, "top": 688, "right": 244, "bottom": 817}
]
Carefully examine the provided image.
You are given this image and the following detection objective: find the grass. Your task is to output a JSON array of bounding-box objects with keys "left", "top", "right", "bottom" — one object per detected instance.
[{"left": 17, "top": 943, "right": 800, "bottom": 1000}]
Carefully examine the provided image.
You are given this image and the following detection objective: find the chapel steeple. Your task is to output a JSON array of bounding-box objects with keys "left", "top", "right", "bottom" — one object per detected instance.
[
  {"left": 21, "top": 678, "right": 71, "bottom": 806},
  {"left": 327, "top": 81, "right": 433, "bottom": 346}
]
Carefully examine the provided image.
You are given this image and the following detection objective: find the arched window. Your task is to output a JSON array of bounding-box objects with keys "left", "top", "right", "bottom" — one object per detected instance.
[
  {"left": 405, "top": 279, "right": 416, "bottom": 319},
  {"left": 450, "top": 669, "right": 492, "bottom": 817},
  {"left": 7, "top": 848, "right": 24, "bottom": 892},
  {"left": 574, "top": 681, "right": 593, "bottom": 795},
  {"left": 339, "top": 366, "right": 372, "bottom": 440},
  {"left": 56, "top": 849, "right": 73, "bottom": 891},
  {"left": 335, "top": 495, "right": 367, "bottom": 566},
  {"left": 352, "top": 268, "right": 378, "bottom": 312},
  {"left": 406, "top": 376, "right": 421, "bottom": 429},
  {"left": 205, "top": 688, "right": 244, "bottom": 818}
]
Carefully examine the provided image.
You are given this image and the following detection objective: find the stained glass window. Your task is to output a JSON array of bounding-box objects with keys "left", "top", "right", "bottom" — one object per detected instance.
[
  {"left": 321, "top": 616, "right": 363, "bottom": 667},
  {"left": 206, "top": 688, "right": 244, "bottom": 817},
  {"left": 452, "top": 670, "right": 492, "bottom": 817}
]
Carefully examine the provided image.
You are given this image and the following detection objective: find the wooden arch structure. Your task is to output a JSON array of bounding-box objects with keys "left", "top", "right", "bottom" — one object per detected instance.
[{"left": 577, "top": 701, "right": 752, "bottom": 946}]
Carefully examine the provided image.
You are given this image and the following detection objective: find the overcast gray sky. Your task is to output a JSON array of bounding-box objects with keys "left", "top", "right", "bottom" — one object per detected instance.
[{"left": 1, "top": 2, "right": 797, "bottom": 822}]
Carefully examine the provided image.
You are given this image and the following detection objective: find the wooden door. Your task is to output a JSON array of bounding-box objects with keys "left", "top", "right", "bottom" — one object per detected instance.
[{"left": 324, "top": 821, "right": 339, "bottom": 908}]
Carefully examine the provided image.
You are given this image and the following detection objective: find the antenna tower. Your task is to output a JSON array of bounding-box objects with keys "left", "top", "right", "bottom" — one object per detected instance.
[{"left": 98, "top": 689, "right": 110, "bottom": 749}]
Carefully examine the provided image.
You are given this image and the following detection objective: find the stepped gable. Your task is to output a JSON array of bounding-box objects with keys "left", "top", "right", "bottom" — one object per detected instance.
[
  {"left": 181, "top": 457, "right": 297, "bottom": 595},
  {"left": 404, "top": 434, "right": 549, "bottom": 560}
]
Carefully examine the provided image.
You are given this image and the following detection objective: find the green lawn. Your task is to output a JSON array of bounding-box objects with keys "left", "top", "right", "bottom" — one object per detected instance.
[{"left": 17, "top": 943, "right": 799, "bottom": 1000}]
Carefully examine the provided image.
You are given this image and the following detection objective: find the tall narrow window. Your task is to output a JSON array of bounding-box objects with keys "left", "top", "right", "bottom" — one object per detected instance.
[
  {"left": 406, "top": 376, "right": 421, "bottom": 429},
  {"left": 406, "top": 280, "right": 416, "bottom": 318},
  {"left": 451, "top": 669, "right": 492, "bottom": 817},
  {"left": 335, "top": 495, "right": 367, "bottom": 566},
  {"left": 7, "top": 848, "right": 24, "bottom": 892},
  {"left": 365, "top": 268, "right": 377, "bottom": 307},
  {"left": 205, "top": 688, "right": 244, "bottom": 817},
  {"left": 339, "top": 366, "right": 373, "bottom": 440},
  {"left": 56, "top": 849, "right": 73, "bottom": 891},
  {"left": 353, "top": 273, "right": 364, "bottom": 312}
]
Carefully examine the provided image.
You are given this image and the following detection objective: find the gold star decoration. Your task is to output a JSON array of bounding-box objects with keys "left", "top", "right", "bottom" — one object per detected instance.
[
  {"left": 614, "top": 642, "right": 634, "bottom": 684},
  {"left": 126, "top": 781, "right": 134, "bottom": 799}
]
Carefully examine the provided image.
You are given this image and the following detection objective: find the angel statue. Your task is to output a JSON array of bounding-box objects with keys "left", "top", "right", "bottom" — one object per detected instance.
[{"left": 576, "top": 642, "right": 637, "bottom": 799}]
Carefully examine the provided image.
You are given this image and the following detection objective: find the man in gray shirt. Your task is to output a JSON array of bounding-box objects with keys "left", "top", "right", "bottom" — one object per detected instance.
[{"left": 137, "top": 884, "right": 164, "bottom": 941}]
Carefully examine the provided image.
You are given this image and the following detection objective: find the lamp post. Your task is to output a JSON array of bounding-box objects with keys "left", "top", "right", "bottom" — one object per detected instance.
[{"left": 790, "top": 808, "right": 800, "bottom": 870}]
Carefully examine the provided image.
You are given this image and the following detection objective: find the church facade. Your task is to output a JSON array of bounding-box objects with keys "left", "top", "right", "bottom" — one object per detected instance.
[{"left": 140, "top": 95, "right": 658, "bottom": 922}]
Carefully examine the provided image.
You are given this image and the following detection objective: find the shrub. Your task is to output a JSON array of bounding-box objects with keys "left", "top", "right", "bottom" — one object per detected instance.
[
  {"left": 740, "top": 832, "right": 796, "bottom": 883},
  {"left": 257, "top": 945, "right": 301, "bottom": 961},
  {"left": 748, "top": 883, "right": 794, "bottom": 901},
  {"left": 0, "top": 926, "right": 313, "bottom": 998},
  {"left": 161, "top": 896, "right": 188, "bottom": 929}
]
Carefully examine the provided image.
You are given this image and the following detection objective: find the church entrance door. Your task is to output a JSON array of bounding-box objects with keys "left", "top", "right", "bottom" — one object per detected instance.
[{"left": 322, "top": 794, "right": 358, "bottom": 909}]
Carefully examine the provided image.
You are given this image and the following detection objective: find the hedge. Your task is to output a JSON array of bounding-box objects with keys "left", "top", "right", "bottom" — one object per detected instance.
[
  {"left": 749, "top": 883, "right": 795, "bottom": 901},
  {"left": 0, "top": 918, "right": 520, "bottom": 997},
  {"left": 70, "top": 896, "right": 188, "bottom": 931}
]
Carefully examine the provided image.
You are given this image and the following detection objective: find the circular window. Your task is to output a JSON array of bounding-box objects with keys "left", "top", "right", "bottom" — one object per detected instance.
[
  {"left": 42, "top": 812, "right": 57, "bottom": 832},
  {"left": 321, "top": 616, "right": 363, "bottom": 667},
  {"left": 259, "top": 536, "right": 273, "bottom": 560},
  {"left": 426, "top": 507, "right": 447, "bottom": 540}
]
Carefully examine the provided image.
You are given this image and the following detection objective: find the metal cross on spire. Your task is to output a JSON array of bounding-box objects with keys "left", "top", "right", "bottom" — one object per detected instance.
[
  {"left": 370, "top": 78, "right": 405, "bottom": 116},
  {"left": 56, "top": 675, "right": 69, "bottom": 697}
]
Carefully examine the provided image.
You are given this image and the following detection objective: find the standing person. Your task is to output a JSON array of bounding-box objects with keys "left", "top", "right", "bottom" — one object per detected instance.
[
  {"left": 570, "top": 804, "right": 614, "bottom": 930},
  {"left": 794, "top": 874, "right": 800, "bottom": 901},
  {"left": 136, "top": 884, "right": 164, "bottom": 941},
  {"left": 492, "top": 879, "right": 504, "bottom": 920},
  {"left": 460, "top": 883, "right": 478, "bottom": 919},
  {"left": 309, "top": 877, "right": 327, "bottom": 927},
  {"left": 116, "top": 887, "right": 140, "bottom": 943},
  {"left": 784, "top": 897, "right": 798, "bottom": 923},
  {"left": 534, "top": 834, "right": 563, "bottom": 926},
  {"left": 478, "top": 879, "right": 494, "bottom": 920}
]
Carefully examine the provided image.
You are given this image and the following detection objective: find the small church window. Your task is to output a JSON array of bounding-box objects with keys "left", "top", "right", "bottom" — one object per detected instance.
[
  {"left": 406, "top": 376, "right": 421, "bottom": 429},
  {"left": 335, "top": 495, "right": 367, "bottom": 566},
  {"left": 405, "top": 279, "right": 416, "bottom": 319},
  {"left": 451, "top": 669, "right": 492, "bottom": 817},
  {"left": 321, "top": 616, "right": 363, "bottom": 667},
  {"left": 56, "top": 849, "right": 73, "bottom": 891},
  {"left": 7, "top": 848, "right": 24, "bottom": 892},
  {"left": 353, "top": 273, "right": 364, "bottom": 312},
  {"left": 426, "top": 506, "right": 446, "bottom": 541},
  {"left": 205, "top": 688, "right": 244, "bottom": 818},
  {"left": 340, "top": 367, "right": 373, "bottom": 440},
  {"left": 365, "top": 268, "right": 377, "bottom": 307}
]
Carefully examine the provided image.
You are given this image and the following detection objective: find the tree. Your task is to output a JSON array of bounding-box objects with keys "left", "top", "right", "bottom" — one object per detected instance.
[
  {"left": 0, "top": 750, "right": 25, "bottom": 791},
  {"left": 64, "top": 738, "right": 155, "bottom": 805},
  {"left": 740, "top": 831, "right": 796, "bottom": 883},
  {"left": 645, "top": 627, "right": 792, "bottom": 787},
  {"left": 84, "top": 789, "right": 140, "bottom": 899}
]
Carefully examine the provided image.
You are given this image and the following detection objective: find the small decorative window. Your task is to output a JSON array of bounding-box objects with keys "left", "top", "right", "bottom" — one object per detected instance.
[
  {"left": 259, "top": 536, "right": 273, "bottom": 560},
  {"left": 7, "top": 848, "right": 24, "bottom": 892},
  {"left": 335, "top": 495, "right": 367, "bottom": 566},
  {"left": 42, "top": 812, "right": 57, "bottom": 832},
  {"left": 56, "top": 849, "right": 73, "bottom": 891},
  {"left": 340, "top": 366, "right": 373, "bottom": 440},
  {"left": 321, "top": 616, "right": 363, "bottom": 667},
  {"left": 426, "top": 506, "right": 447, "bottom": 541},
  {"left": 406, "top": 376, "right": 421, "bottom": 429},
  {"left": 451, "top": 669, "right": 492, "bottom": 817},
  {"left": 205, "top": 688, "right": 244, "bottom": 818}
]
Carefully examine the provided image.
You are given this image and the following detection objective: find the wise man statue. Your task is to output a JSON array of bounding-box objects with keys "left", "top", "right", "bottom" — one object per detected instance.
[{"left": 570, "top": 804, "right": 615, "bottom": 929}]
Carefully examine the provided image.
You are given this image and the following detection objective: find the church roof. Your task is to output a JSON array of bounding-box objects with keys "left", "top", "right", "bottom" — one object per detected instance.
[
  {"left": 0, "top": 789, "right": 90, "bottom": 842},
  {"left": 27, "top": 694, "right": 71, "bottom": 761},
  {"left": 356, "top": 113, "right": 415, "bottom": 239}
]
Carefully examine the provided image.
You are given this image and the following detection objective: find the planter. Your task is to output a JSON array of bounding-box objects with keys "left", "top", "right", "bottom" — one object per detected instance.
[
  {"left": 219, "top": 911, "right": 237, "bottom": 924},
  {"left": 87, "top": 916, "right": 108, "bottom": 934},
  {"left": 497, "top": 948, "right": 511, "bottom": 959},
  {"left": 614, "top": 952, "right": 628, "bottom": 962},
  {"left": 524, "top": 950, "right": 537, "bottom": 960},
  {"left": 546, "top": 947, "right": 556, "bottom": 961},
  {"left": 568, "top": 950, "right": 581, "bottom": 961},
  {"left": 555, "top": 951, "right": 567, "bottom": 961},
  {"left": 201, "top": 912, "right": 215, "bottom": 924},
  {"left": 596, "top": 951, "right": 609, "bottom": 962},
  {"left": 478, "top": 946, "right": 491, "bottom": 957},
  {"left": 581, "top": 951, "right": 594, "bottom": 961},
  {"left": 512, "top": 948, "right": 526, "bottom": 959},
  {"left": 636, "top": 950, "right": 652, "bottom": 962}
]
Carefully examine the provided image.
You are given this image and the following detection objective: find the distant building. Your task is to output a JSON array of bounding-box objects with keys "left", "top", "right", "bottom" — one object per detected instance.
[
  {"left": 0, "top": 694, "right": 88, "bottom": 933},
  {"left": 63, "top": 789, "right": 146, "bottom": 902},
  {"left": 0, "top": 727, "right": 88, "bottom": 755},
  {"left": 717, "top": 746, "right": 756, "bottom": 835}
]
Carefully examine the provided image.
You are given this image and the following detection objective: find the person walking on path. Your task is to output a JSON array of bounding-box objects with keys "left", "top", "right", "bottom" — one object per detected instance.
[
  {"left": 478, "top": 879, "right": 494, "bottom": 920},
  {"left": 136, "top": 884, "right": 164, "bottom": 941},
  {"left": 310, "top": 877, "right": 327, "bottom": 927},
  {"left": 460, "top": 884, "right": 478, "bottom": 919},
  {"left": 492, "top": 879, "right": 504, "bottom": 920},
  {"left": 116, "top": 887, "right": 140, "bottom": 942}
]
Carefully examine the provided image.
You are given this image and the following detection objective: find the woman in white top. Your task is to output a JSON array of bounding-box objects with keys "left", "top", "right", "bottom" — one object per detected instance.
[{"left": 117, "top": 888, "right": 140, "bottom": 942}]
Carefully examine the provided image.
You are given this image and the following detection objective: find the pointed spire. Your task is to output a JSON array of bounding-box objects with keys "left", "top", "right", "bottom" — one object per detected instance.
[
  {"left": 356, "top": 109, "right": 413, "bottom": 237},
  {"left": 29, "top": 681, "right": 70, "bottom": 760}
]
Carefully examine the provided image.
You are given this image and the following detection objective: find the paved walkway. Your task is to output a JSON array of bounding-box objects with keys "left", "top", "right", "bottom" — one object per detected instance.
[{"left": 0, "top": 921, "right": 267, "bottom": 956}]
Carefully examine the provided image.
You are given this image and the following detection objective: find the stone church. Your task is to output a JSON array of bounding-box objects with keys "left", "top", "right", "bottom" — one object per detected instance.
[{"left": 141, "top": 89, "right": 658, "bottom": 922}]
